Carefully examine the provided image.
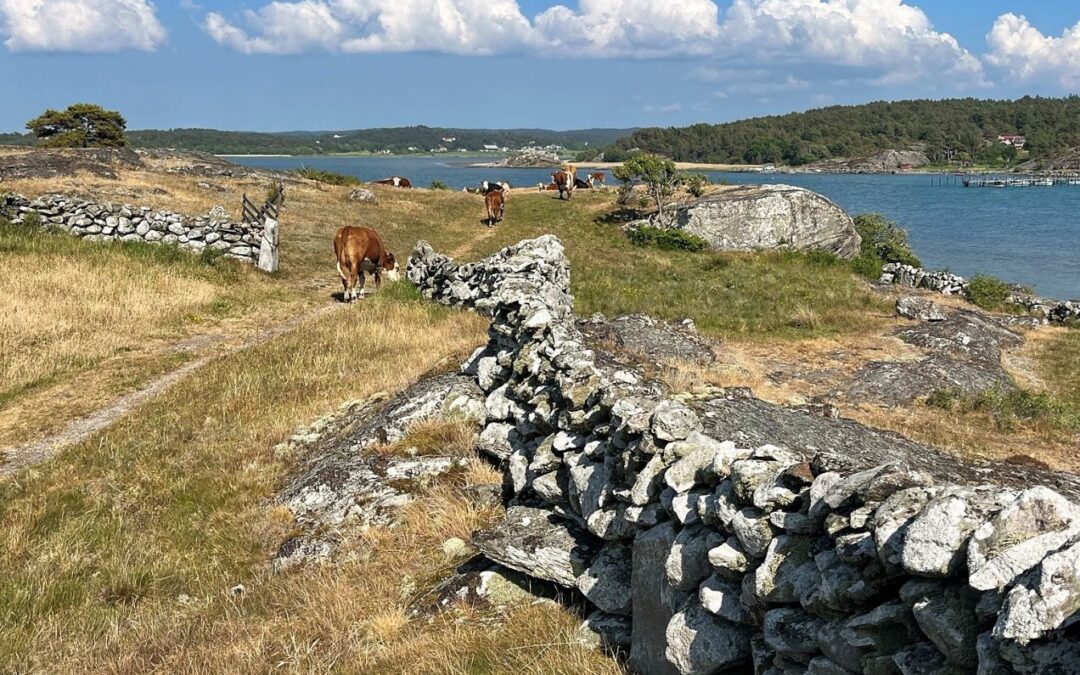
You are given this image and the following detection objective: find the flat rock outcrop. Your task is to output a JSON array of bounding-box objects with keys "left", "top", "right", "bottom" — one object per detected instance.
[
  {"left": 272, "top": 371, "right": 483, "bottom": 568},
  {"left": 845, "top": 309, "right": 1022, "bottom": 406},
  {"left": 667, "top": 184, "right": 861, "bottom": 259},
  {"left": 576, "top": 314, "right": 715, "bottom": 366}
]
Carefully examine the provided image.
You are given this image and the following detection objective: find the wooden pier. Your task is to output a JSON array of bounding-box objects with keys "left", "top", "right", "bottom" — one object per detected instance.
[{"left": 931, "top": 173, "right": 1080, "bottom": 188}]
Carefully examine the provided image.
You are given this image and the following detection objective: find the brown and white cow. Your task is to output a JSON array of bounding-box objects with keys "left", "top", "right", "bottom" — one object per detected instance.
[
  {"left": 552, "top": 171, "right": 573, "bottom": 200},
  {"left": 334, "top": 225, "right": 399, "bottom": 302},
  {"left": 589, "top": 172, "right": 606, "bottom": 186},
  {"left": 374, "top": 176, "right": 412, "bottom": 188},
  {"left": 484, "top": 190, "right": 505, "bottom": 227}
]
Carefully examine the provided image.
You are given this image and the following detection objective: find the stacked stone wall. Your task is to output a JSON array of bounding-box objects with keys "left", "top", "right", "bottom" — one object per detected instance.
[
  {"left": 409, "top": 236, "right": 1080, "bottom": 674},
  {"left": 2, "top": 193, "right": 270, "bottom": 265},
  {"left": 881, "top": 262, "right": 1079, "bottom": 325}
]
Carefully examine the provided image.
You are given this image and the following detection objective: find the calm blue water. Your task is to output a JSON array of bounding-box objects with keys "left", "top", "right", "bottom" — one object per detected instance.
[{"left": 231, "top": 155, "right": 1080, "bottom": 300}]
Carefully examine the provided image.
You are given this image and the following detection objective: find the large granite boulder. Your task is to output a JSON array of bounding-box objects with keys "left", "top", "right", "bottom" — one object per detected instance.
[{"left": 669, "top": 184, "right": 861, "bottom": 259}]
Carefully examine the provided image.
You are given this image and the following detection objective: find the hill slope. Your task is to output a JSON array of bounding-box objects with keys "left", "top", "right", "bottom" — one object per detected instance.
[
  {"left": 2, "top": 126, "right": 635, "bottom": 155},
  {"left": 608, "top": 96, "right": 1080, "bottom": 166}
]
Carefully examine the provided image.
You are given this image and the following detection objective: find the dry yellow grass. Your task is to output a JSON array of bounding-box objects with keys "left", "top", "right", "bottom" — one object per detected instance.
[{"left": 3, "top": 291, "right": 620, "bottom": 673}]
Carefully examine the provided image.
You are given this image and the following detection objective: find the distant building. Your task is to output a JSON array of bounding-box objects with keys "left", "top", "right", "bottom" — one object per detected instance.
[
  {"left": 441, "top": 137, "right": 456, "bottom": 143},
  {"left": 898, "top": 163, "right": 913, "bottom": 171},
  {"left": 482, "top": 144, "right": 500, "bottom": 151},
  {"left": 998, "top": 134, "right": 1026, "bottom": 148}
]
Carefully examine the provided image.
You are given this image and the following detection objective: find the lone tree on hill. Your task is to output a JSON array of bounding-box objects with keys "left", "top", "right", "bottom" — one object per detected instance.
[
  {"left": 26, "top": 103, "right": 127, "bottom": 148},
  {"left": 613, "top": 153, "right": 684, "bottom": 224}
]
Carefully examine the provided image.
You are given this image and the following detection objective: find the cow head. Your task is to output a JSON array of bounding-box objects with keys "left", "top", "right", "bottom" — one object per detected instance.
[{"left": 382, "top": 251, "right": 400, "bottom": 282}]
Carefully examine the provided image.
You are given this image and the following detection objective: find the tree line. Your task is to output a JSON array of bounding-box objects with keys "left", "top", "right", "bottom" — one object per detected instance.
[
  {"left": 4, "top": 107, "right": 633, "bottom": 155},
  {"left": 599, "top": 97, "right": 1080, "bottom": 166}
]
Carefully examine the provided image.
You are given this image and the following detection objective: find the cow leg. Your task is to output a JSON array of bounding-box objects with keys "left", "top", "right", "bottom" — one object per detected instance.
[
  {"left": 337, "top": 261, "right": 350, "bottom": 301},
  {"left": 374, "top": 269, "right": 383, "bottom": 290},
  {"left": 357, "top": 270, "right": 367, "bottom": 297}
]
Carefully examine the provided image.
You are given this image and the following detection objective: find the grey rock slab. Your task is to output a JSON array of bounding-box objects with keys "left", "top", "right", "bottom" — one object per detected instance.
[
  {"left": 755, "top": 535, "right": 819, "bottom": 604},
  {"left": 575, "top": 541, "right": 632, "bottom": 616},
  {"left": 995, "top": 539, "right": 1080, "bottom": 642},
  {"left": 764, "top": 607, "right": 826, "bottom": 657},
  {"left": 892, "top": 642, "right": 966, "bottom": 675},
  {"left": 900, "top": 579, "right": 980, "bottom": 668},
  {"left": 672, "top": 184, "right": 862, "bottom": 259},
  {"left": 666, "top": 524, "right": 726, "bottom": 591},
  {"left": 806, "top": 656, "right": 859, "bottom": 675},
  {"left": 651, "top": 399, "right": 702, "bottom": 442},
  {"left": 842, "top": 601, "right": 921, "bottom": 655},
  {"left": 471, "top": 505, "right": 599, "bottom": 587},
  {"left": 575, "top": 610, "right": 631, "bottom": 652},
  {"left": 901, "top": 486, "right": 1015, "bottom": 577},
  {"left": 665, "top": 597, "right": 754, "bottom": 675},
  {"left": 699, "top": 573, "right": 752, "bottom": 624},
  {"left": 732, "top": 507, "right": 776, "bottom": 559},
  {"left": 897, "top": 296, "right": 947, "bottom": 322},
  {"left": 708, "top": 537, "right": 754, "bottom": 579},
  {"left": 968, "top": 486, "right": 1080, "bottom": 592},
  {"left": 873, "top": 486, "right": 943, "bottom": 570},
  {"left": 630, "top": 521, "right": 682, "bottom": 675},
  {"left": 998, "top": 633, "right": 1080, "bottom": 674}
]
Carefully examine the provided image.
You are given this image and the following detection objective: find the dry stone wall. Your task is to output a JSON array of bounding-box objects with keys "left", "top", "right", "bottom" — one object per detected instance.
[
  {"left": 1, "top": 193, "right": 272, "bottom": 265},
  {"left": 408, "top": 235, "right": 1080, "bottom": 675},
  {"left": 881, "top": 262, "right": 1080, "bottom": 325}
]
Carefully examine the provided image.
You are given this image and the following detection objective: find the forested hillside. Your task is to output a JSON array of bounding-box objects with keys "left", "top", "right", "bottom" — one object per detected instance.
[
  {"left": 605, "top": 97, "right": 1080, "bottom": 166},
  {"left": 1, "top": 126, "right": 633, "bottom": 155}
]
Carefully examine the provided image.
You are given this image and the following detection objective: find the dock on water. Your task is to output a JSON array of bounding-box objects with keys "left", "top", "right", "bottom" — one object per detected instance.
[{"left": 930, "top": 174, "right": 1080, "bottom": 188}]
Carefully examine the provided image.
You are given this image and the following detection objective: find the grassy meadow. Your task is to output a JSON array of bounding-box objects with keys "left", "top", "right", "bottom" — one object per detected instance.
[{"left": 0, "top": 154, "right": 1074, "bottom": 672}]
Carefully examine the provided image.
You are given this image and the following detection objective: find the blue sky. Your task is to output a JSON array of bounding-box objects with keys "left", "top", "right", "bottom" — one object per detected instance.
[{"left": 1, "top": 1, "right": 1079, "bottom": 132}]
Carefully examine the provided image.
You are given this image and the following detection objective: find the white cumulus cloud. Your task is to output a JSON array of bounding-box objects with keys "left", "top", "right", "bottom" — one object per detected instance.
[
  {"left": 0, "top": 0, "right": 166, "bottom": 52},
  {"left": 715, "top": 0, "right": 986, "bottom": 86},
  {"left": 534, "top": 0, "right": 720, "bottom": 57},
  {"left": 204, "top": 1, "right": 345, "bottom": 54},
  {"left": 199, "top": 0, "right": 983, "bottom": 90},
  {"left": 985, "top": 13, "right": 1080, "bottom": 87}
]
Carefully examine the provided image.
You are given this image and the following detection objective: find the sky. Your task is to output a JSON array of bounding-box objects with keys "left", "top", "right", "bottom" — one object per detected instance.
[{"left": 1, "top": 1, "right": 1079, "bottom": 133}]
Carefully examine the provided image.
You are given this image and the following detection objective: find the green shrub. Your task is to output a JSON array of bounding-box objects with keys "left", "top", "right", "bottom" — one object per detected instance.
[
  {"left": 851, "top": 213, "right": 921, "bottom": 278},
  {"left": 295, "top": 166, "right": 361, "bottom": 186},
  {"left": 627, "top": 225, "right": 708, "bottom": 252},
  {"left": 430, "top": 180, "right": 449, "bottom": 190},
  {"left": 684, "top": 173, "right": 710, "bottom": 198},
  {"left": 966, "top": 274, "right": 1012, "bottom": 310}
]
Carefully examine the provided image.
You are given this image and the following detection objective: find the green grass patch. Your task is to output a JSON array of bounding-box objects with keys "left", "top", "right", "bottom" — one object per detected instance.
[
  {"left": 927, "top": 386, "right": 1080, "bottom": 433},
  {"left": 627, "top": 225, "right": 708, "bottom": 252},
  {"left": 294, "top": 166, "right": 362, "bottom": 186}
]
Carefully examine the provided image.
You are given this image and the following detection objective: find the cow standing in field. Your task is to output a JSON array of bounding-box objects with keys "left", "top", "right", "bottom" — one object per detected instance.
[
  {"left": 590, "top": 172, "right": 606, "bottom": 187},
  {"left": 552, "top": 171, "right": 573, "bottom": 200},
  {"left": 485, "top": 189, "right": 505, "bottom": 227},
  {"left": 375, "top": 176, "right": 412, "bottom": 188},
  {"left": 334, "top": 226, "right": 399, "bottom": 302}
]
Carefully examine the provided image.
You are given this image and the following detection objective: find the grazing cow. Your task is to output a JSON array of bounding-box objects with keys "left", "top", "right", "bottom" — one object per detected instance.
[
  {"left": 481, "top": 180, "right": 509, "bottom": 194},
  {"left": 552, "top": 171, "right": 573, "bottom": 200},
  {"left": 590, "top": 172, "right": 606, "bottom": 186},
  {"left": 334, "top": 225, "right": 399, "bottom": 302},
  {"left": 375, "top": 176, "right": 412, "bottom": 188},
  {"left": 485, "top": 190, "right": 505, "bottom": 227},
  {"left": 463, "top": 186, "right": 484, "bottom": 194}
]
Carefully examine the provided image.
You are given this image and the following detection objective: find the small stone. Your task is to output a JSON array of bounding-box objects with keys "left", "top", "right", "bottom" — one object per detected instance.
[
  {"left": 441, "top": 537, "right": 473, "bottom": 559},
  {"left": 665, "top": 597, "right": 754, "bottom": 675},
  {"left": 651, "top": 400, "right": 702, "bottom": 442}
]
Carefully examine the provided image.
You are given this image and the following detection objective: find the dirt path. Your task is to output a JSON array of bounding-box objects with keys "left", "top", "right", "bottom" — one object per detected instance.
[{"left": 0, "top": 304, "right": 344, "bottom": 478}]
